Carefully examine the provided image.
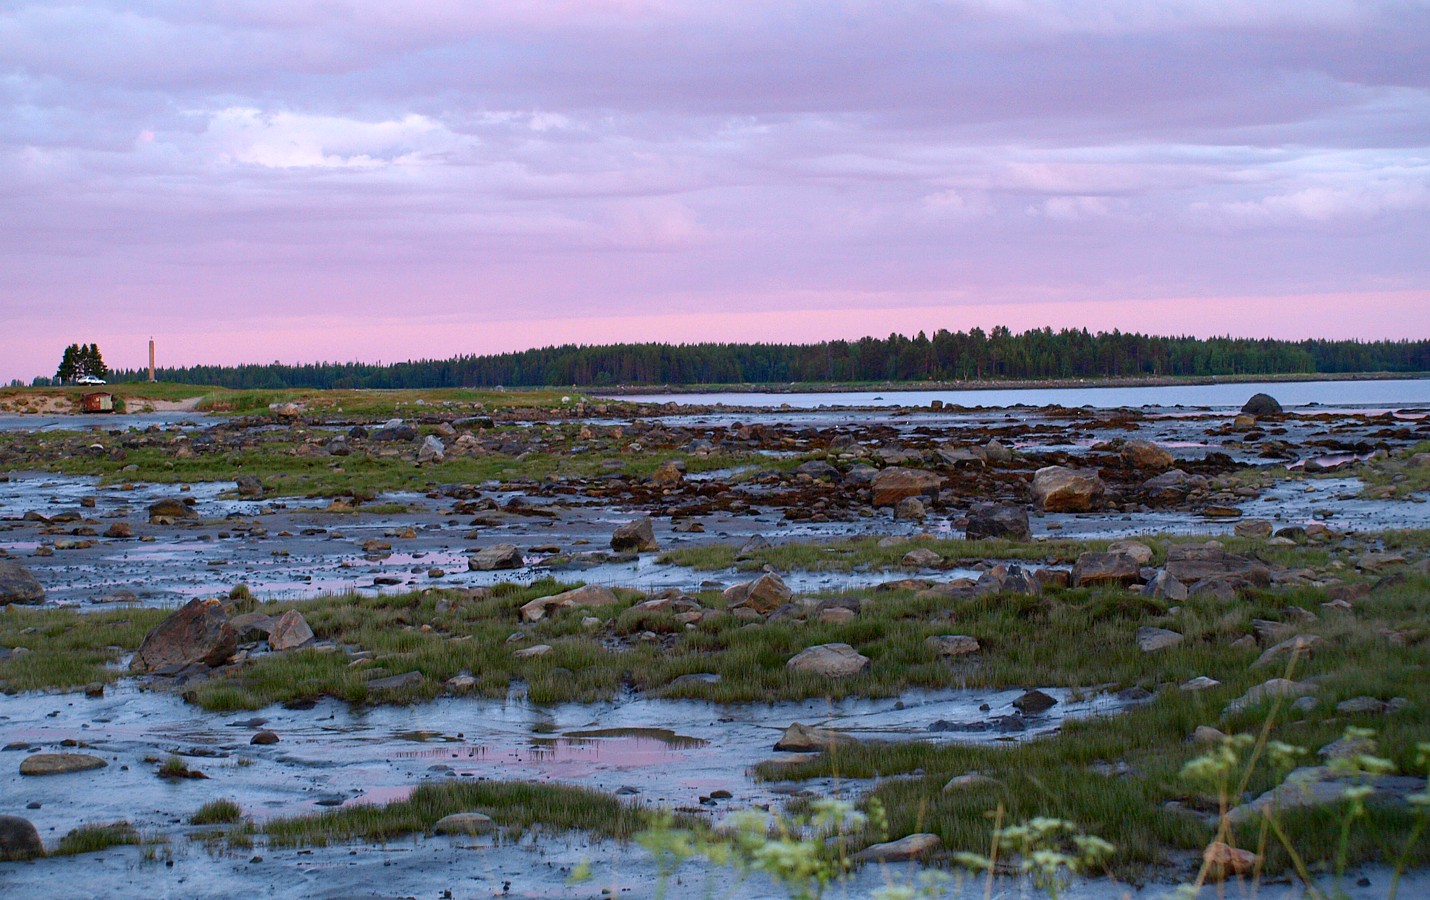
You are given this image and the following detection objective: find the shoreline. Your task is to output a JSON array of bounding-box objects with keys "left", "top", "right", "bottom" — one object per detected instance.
[{"left": 590, "top": 370, "right": 1430, "bottom": 396}]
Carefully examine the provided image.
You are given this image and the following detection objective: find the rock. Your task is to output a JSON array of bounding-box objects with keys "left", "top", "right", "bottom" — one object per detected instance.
[
  {"left": 1335, "top": 696, "right": 1388, "bottom": 715},
  {"left": 250, "top": 731, "right": 280, "bottom": 745},
  {"left": 234, "top": 475, "right": 263, "bottom": 498},
  {"left": 1233, "top": 519, "right": 1273, "bottom": 539},
  {"left": 964, "top": 503, "right": 1031, "bottom": 541},
  {"left": 870, "top": 467, "right": 945, "bottom": 507},
  {"left": 417, "top": 435, "right": 446, "bottom": 463},
  {"left": 0, "top": 816, "right": 44, "bottom": 860},
  {"left": 893, "top": 496, "right": 926, "bottom": 521},
  {"left": 229, "top": 612, "right": 275, "bottom": 641},
  {"left": 103, "top": 522, "right": 134, "bottom": 539},
  {"left": 147, "top": 498, "right": 197, "bottom": 522},
  {"left": 1226, "top": 766, "right": 1427, "bottom": 825},
  {"left": 794, "top": 460, "right": 839, "bottom": 481},
  {"left": 446, "top": 674, "right": 478, "bottom": 692},
  {"left": 610, "top": 517, "right": 658, "bottom": 553},
  {"left": 1318, "top": 734, "right": 1377, "bottom": 761},
  {"left": 786, "top": 643, "right": 870, "bottom": 678},
  {"left": 975, "top": 563, "right": 1041, "bottom": 596},
  {"left": 900, "top": 548, "right": 942, "bottom": 567},
  {"left": 773, "top": 722, "right": 860, "bottom": 752},
  {"left": 1136, "top": 627, "right": 1184, "bottom": 652},
  {"left": 1031, "top": 466, "right": 1104, "bottom": 513},
  {"left": 1164, "top": 544, "right": 1270, "bottom": 587},
  {"left": 1142, "top": 469, "right": 1207, "bottom": 502},
  {"left": 1193, "top": 725, "right": 1227, "bottom": 743},
  {"left": 1181, "top": 676, "right": 1221, "bottom": 692},
  {"left": 1013, "top": 689, "right": 1057, "bottom": 714},
  {"left": 519, "top": 584, "right": 622, "bottom": 622},
  {"left": 1107, "top": 540, "right": 1153, "bottom": 565},
  {"left": 366, "top": 671, "right": 424, "bottom": 692},
  {"left": 1122, "top": 440, "right": 1174, "bottom": 470},
  {"left": 926, "top": 635, "right": 980, "bottom": 657},
  {"left": 1202, "top": 841, "right": 1258, "bottom": 879},
  {"left": 1241, "top": 393, "right": 1283, "bottom": 417},
  {"left": 20, "top": 752, "right": 107, "bottom": 775},
  {"left": 736, "top": 535, "right": 771, "bottom": 557},
  {"left": 433, "top": 812, "right": 495, "bottom": 835},
  {"left": 1224, "top": 678, "right": 1314, "bottom": 716},
  {"left": 1143, "top": 570, "right": 1189, "bottom": 601},
  {"left": 722, "top": 573, "right": 793, "bottom": 615},
  {"left": 943, "top": 772, "right": 1000, "bottom": 792},
  {"left": 0, "top": 560, "right": 44, "bottom": 605},
  {"left": 513, "top": 644, "right": 552, "bottom": 659},
  {"left": 469, "top": 543, "right": 524, "bottom": 570},
  {"left": 268, "top": 609, "right": 315, "bottom": 651},
  {"left": 852, "top": 833, "right": 942, "bottom": 862},
  {"left": 371, "top": 421, "right": 417, "bottom": 442},
  {"left": 1072, "top": 551, "right": 1141, "bottom": 588},
  {"left": 650, "top": 460, "right": 685, "bottom": 485},
  {"left": 1251, "top": 634, "right": 1323, "bottom": 669},
  {"left": 84, "top": 682, "right": 104, "bottom": 697},
  {"left": 130, "top": 598, "right": 238, "bottom": 673},
  {"left": 984, "top": 440, "right": 1012, "bottom": 464}
]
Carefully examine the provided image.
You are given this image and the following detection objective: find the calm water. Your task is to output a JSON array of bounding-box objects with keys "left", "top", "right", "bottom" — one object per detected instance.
[{"left": 618, "top": 377, "right": 1430, "bottom": 410}]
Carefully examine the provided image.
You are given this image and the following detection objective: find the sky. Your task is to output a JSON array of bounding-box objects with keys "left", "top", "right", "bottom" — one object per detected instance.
[{"left": 2, "top": 1, "right": 1429, "bottom": 382}]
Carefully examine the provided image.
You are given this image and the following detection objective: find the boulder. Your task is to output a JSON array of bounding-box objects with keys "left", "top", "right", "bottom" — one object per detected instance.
[
  {"left": 1142, "top": 469, "right": 1207, "bottom": 502},
  {"left": 513, "top": 644, "right": 552, "bottom": 659},
  {"left": 1224, "top": 678, "right": 1314, "bottom": 716},
  {"left": 722, "top": 573, "right": 793, "bottom": 615},
  {"left": 964, "top": 504, "right": 1031, "bottom": 541},
  {"left": 852, "top": 833, "right": 943, "bottom": 863},
  {"left": 519, "top": 584, "right": 622, "bottom": 622},
  {"left": 234, "top": 475, "right": 263, "bottom": 498},
  {"left": 1013, "top": 689, "right": 1057, "bottom": 714},
  {"left": 1202, "top": 841, "right": 1258, "bottom": 879},
  {"left": 1251, "top": 634, "right": 1323, "bottom": 670},
  {"left": 943, "top": 772, "right": 1001, "bottom": 792},
  {"left": 251, "top": 731, "right": 280, "bottom": 745},
  {"left": 1121, "top": 440, "right": 1174, "bottom": 470},
  {"left": 649, "top": 460, "right": 685, "bottom": 485},
  {"left": 787, "top": 643, "right": 870, "bottom": 678},
  {"left": 366, "top": 671, "right": 424, "bottom": 692},
  {"left": 268, "top": 609, "right": 315, "bottom": 651},
  {"left": 773, "top": 722, "right": 860, "bottom": 752},
  {"left": 130, "top": 598, "right": 237, "bottom": 673},
  {"left": 469, "top": 544, "right": 524, "bottom": 571},
  {"left": 147, "top": 498, "right": 197, "bottom": 522},
  {"left": 1136, "top": 627, "right": 1184, "bottom": 652},
  {"left": 0, "top": 560, "right": 44, "bottom": 606},
  {"left": 371, "top": 421, "right": 417, "bottom": 442},
  {"left": 1234, "top": 519, "right": 1273, "bottom": 539},
  {"left": 1241, "top": 393, "right": 1283, "bottom": 417},
  {"left": 893, "top": 497, "right": 926, "bottom": 521},
  {"left": 1226, "top": 766, "right": 1427, "bottom": 826},
  {"left": 900, "top": 548, "right": 942, "bottom": 568},
  {"left": 926, "top": 635, "right": 980, "bottom": 657},
  {"left": 0, "top": 816, "right": 44, "bottom": 861},
  {"left": 1164, "top": 544, "right": 1270, "bottom": 587},
  {"left": 1071, "top": 551, "right": 1142, "bottom": 588},
  {"left": 1143, "top": 570, "right": 1189, "bottom": 601},
  {"left": 1107, "top": 539, "right": 1153, "bottom": 565},
  {"left": 974, "top": 564, "right": 1040, "bottom": 596},
  {"left": 794, "top": 460, "right": 839, "bottom": 482},
  {"left": 1031, "top": 466, "right": 1104, "bottom": 512},
  {"left": 736, "top": 534, "right": 772, "bottom": 558},
  {"left": 870, "top": 467, "right": 945, "bottom": 507},
  {"left": 103, "top": 522, "right": 134, "bottom": 539},
  {"left": 610, "top": 517, "right": 658, "bottom": 553},
  {"left": 19, "top": 753, "right": 107, "bottom": 776},
  {"left": 433, "top": 812, "right": 495, "bottom": 835},
  {"left": 417, "top": 435, "right": 446, "bottom": 464}
]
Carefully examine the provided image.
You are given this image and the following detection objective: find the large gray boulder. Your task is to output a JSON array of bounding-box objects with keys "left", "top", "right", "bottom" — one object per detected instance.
[
  {"left": 1031, "top": 466, "right": 1104, "bottom": 512},
  {"left": 268, "top": 609, "right": 315, "bottom": 651},
  {"left": 722, "top": 573, "right": 793, "bottom": 615},
  {"left": 964, "top": 504, "right": 1031, "bottom": 541},
  {"left": 870, "top": 467, "right": 945, "bottom": 507},
  {"left": 0, "top": 560, "right": 44, "bottom": 606},
  {"left": 130, "top": 597, "right": 237, "bottom": 673},
  {"left": 469, "top": 543, "right": 524, "bottom": 571},
  {"left": 787, "top": 643, "right": 870, "bottom": 678},
  {"left": 0, "top": 815, "right": 44, "bottom": 860},
  {"left": 610, "top": 517, "right": 658, "bottom": 553},
  {"left": 1241, "top": 393, "right": 1283, "bottom": 417}
]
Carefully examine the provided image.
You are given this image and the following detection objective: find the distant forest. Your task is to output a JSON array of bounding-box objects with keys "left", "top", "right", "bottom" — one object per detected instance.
[{"left": 108, "top": 327, "right": 1430, "bottom": 390}]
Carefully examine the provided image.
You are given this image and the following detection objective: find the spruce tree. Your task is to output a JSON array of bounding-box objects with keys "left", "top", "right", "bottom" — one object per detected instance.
[{"left": 55, "top": 344, "right": 80, "bottom": 382}]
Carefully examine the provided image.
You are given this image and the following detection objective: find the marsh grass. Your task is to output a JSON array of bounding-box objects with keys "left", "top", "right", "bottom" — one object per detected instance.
[
  {"left": 190, "top": 799, "right": 244, "bottom": 825},
  {"left": 659, "top": 536, "right": 1109, "bottom": 573},
  {"left": 54, "top": 821, "right": 140, "bottom": 856},
  {"left": 0, "top": 606, "right": 167, "bottom": 691},
  {"left": 263, "top": 780, "right": 684, "bottom": 847}
]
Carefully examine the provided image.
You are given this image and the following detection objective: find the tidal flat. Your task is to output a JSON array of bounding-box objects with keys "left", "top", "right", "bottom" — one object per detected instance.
[{"left": 1, "top": 384, "right": 1429, "bottom": 897}]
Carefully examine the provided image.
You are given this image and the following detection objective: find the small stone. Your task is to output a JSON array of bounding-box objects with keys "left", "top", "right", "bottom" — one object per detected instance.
[
  {"left": 1203, "top": 841, "right": 1258, "bottom": 879},
  {"left": 513, "top": 644, "right": 552, "bottom": 659},
  {"left": 1181, "top": 676, "right": 1221, "bottom": 692},
  {"left": 1193, "top": 725, "right": 1227, "bottom": 744},
  {"left": 250, "top": 731, "right": 280, "bottom": 745},
  {"left": 1013, "top": 689, "right": 1057, "bottom": 714}
]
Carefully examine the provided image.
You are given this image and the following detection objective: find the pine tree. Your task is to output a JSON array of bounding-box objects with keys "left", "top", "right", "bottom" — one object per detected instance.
[{"left": 55, "top": 344, "right": 80, "bottom": 382}]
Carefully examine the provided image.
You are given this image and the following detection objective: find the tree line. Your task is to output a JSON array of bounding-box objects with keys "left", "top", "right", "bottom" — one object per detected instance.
[{"left": 103, "top": 327, "right": 1430, "bottom": 390}]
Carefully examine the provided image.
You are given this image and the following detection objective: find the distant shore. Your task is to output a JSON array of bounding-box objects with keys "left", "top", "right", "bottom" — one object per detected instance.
[{"left": 590, "top": 370, "right": 1430, "bottom": 396}]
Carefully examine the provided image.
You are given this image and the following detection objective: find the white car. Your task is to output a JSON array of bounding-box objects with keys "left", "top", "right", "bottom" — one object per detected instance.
[{"left": 75, "top": 375, "right": 107, "bottom": 385}]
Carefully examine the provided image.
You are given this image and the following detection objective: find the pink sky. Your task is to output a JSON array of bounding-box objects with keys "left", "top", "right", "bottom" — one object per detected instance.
[{"left": 3, "top": 1, "right": 1429, "bottom": 381}]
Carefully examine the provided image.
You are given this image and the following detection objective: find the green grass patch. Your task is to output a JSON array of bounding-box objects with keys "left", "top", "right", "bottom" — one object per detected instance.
[
  {"left": 0, "top": 606, "right": 168, "bottom": 692},
  {"left": 54, "top": 821, "right": 140, "bottom": 856},
  {"left": 263, "top": 780, "right": 686, "bottom": 847},
  {"left": 190, "top": 799, "right": 244, "bottom": 825}
]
